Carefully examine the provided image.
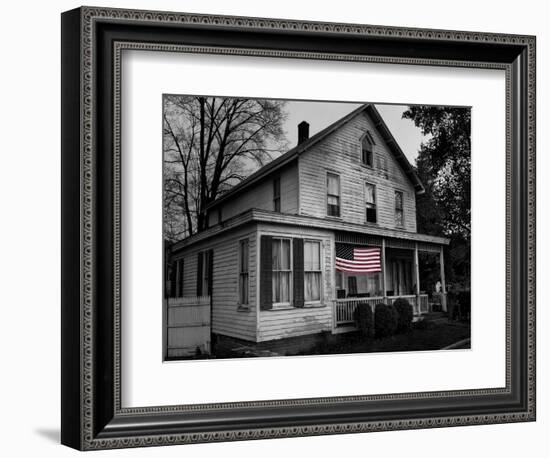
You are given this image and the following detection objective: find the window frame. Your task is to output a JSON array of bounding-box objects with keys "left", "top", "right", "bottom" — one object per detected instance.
[
  {"left": 395, "top": 190, "right": 405, "bottom": 228},
  {"left": 271, "top": 237, "right": 293, "bottom": 308},
  {"left": 304, "top": 239, "right": 323, "bottom": 305},
  {"left": 364, "top": 181, "right": 377, "bottom": 224},
  {"left": 326, "top": 171, "right": 341, "bottom": 218},
  {"left": 237, "top": 238, "right": 250, "bottom": 307}
]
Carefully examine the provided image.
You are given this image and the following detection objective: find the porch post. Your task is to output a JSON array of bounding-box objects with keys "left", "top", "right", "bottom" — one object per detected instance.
[
  {"left": 440, "top": 245, "right": 447, "bottom": 312},
  {"left": 414, "top": 243, "right": 420, "bottom": 313},
  {"left": 381, "top": 238, "right": 387, "bottom": 299}
]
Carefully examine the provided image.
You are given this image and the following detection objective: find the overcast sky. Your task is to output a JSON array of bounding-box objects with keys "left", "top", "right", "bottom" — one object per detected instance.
[{"left": 282, "top": 101, "right": 426, "bottom": 163}]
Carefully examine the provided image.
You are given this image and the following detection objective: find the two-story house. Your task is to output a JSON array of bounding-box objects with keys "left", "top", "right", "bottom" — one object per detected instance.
[{"left": 165, "top": 103, "right": 450, "bottom": 358}]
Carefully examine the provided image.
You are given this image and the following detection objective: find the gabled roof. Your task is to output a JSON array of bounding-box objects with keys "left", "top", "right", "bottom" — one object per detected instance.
[{"left": 207, "top": 103, "right": 424, "bottom": 210}]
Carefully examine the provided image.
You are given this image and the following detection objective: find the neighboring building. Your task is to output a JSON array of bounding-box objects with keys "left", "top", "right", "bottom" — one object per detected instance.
[{"left": 165, "top": 104, "right": 449, "bottom": 358}]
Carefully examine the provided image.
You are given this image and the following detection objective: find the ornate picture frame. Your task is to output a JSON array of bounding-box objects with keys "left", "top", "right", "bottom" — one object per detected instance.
[{"left": 61, "top": 6, "right": 536, "bottom": 450}]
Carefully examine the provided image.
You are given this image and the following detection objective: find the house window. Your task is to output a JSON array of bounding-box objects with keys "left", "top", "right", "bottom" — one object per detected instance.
[
  {"left": 272, "top": 238, "right": 292, "bottom": 304},
  {"left": 304, "top": 241, "right": 322, "bottom": 302},
  {"left": 365, "top": 182, "right": 377, "bottom": 223},
  {"left": 361, "top": 132, "right": 375, "bottom": 167},
  {"left": 326, "top": 173, "right": 341, "bottom": 217},
  {"left": 395, "top": 190, "right": 404, "bottom": 227},
  {"left": 176, "top": 258, "right": 184, "bottom": 297},
  {"left": 201, "top": 250, "right": 210, "bottom": 296},
  {"left": 273, "top": 177, "right": 281, "bottom": 212},
  {"left": 238, "top": 239, "right": 249, "bottom": 305}
]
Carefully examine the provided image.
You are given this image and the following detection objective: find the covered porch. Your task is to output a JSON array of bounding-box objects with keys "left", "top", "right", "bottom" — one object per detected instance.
[{"left": 333, "top": 231, "right": 449, "bottom": 329}]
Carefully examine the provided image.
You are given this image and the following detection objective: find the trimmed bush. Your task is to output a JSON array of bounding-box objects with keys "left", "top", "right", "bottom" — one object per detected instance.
[
  {"left": 374, "top": 303, "right": 398, "bottom": 338},
  {"left": 393, "top": 298, "right": 414, "bottom": 333},
  {"left": 353, "top": 302, "right": 374, "bottom": 338}
]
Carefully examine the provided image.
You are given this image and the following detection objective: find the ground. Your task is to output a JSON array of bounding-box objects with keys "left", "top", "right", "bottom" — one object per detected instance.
[
  {"left": 206, "top": 318, "right": 471, "bottom": 360},
  {"left": 293, "top": 320, "right": 470, "bottom": 356}
]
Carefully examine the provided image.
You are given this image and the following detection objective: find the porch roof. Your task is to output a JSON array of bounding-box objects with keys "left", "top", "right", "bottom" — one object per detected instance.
[{"left": 171, "top": 208, "right": 450, "bottom": 252}]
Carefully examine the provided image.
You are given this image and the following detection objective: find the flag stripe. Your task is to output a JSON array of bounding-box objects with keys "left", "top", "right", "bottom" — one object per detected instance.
[{"left": 335, "top": 245, "right": 381, "bottom": 273}]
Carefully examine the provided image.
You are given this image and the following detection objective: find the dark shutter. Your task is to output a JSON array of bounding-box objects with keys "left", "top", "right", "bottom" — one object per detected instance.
[
  {"left": 196, "top": 251, "right": 203, "bottom": 297},
  {"left": 169, "top": 261, "right": 177, "bottom": 298},
  {"left": 293, "top": 238, "right": 305, "bottom": 307},
  {"left": 260, "top": 235, "right": 273, "bottom": 310},
  {"left": 207, "top": 249, "right": 214, "bottom": 296}
]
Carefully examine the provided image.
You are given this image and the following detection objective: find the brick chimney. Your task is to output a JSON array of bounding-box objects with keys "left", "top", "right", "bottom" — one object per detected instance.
[{"left": 298, "top": 121, "right": 310, "bottom": 145}]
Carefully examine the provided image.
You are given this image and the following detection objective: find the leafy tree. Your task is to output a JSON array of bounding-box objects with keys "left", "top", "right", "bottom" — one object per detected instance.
[
  {"left": 163, "top": 96, "right": 288, "bottom": 240},
  {"left": 403, "top": 106, "right": 471, "bottom": 288}
]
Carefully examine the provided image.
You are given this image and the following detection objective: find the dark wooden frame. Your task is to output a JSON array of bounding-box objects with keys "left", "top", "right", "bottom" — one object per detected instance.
[{"left": 61, "top": 6, "right": 536, "bottom": 450}]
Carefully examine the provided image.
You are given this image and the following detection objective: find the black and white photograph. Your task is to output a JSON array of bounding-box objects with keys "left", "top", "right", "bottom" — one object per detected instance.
[{"left": 162, "top": 96, "right": 471, "bottom": 360}]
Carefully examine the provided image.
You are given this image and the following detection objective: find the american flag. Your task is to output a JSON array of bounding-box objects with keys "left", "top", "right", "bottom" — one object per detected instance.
[{"left": 335, "top": 245, "right": 381, "bottom": 273}]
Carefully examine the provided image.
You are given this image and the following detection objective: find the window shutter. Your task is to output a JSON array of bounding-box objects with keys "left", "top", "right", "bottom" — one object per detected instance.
[
  {"left": 293, "top": 238, "right": 305, "bottom": 307},
  {"left": 207, "top": 249, "right": 214, "bottom": 296},
  {"left": 260, "top": 235, "right": 273, "bottom": 310},
  {"left": 196, "top": 252, "right": 203, "bottom": 297}
]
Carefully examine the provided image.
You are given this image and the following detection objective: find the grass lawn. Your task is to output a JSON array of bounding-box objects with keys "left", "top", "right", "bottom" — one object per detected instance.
[{"left": 299, "top": 321, "right": 471, "bottom": 356}]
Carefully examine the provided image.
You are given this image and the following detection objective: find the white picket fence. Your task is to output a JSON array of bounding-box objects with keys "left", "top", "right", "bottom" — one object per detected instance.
[{"left": 164, "top": 296, "right": 211, "bottom": 359}]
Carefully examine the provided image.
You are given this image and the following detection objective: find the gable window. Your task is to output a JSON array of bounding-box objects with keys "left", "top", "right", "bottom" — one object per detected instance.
[
  {"left": 361, "top": 132, "right": 375, "bottom": 167},
  {"left": 272, "top": 238, "right": 292, "bottom": 304},
  {"left": 273, "top": 177, "right": 281, "bottom": 212},
  {"left": 304, "top": 241, "right": 322, "bottom": 302},
  {"left": 326, "top": 173, "right": 341, "bottom": 217},
  {"left": 395, "top": 190, "right": 404, "bottom": 227},
  {"left": 238, "top": 239, "right": 249, "bottom": 305},
  {"left": 365, "top": 182, "right": 377, "bottom": 223}
]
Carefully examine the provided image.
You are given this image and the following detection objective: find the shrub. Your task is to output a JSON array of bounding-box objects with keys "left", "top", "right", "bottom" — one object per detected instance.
[
  {"left": 393, "top": 298, "right": 414, "bottom": 333},
  {"left": 374, "top": 303, "right": 398, "bottom": 338},
  {"left": 353, "top": 302, "right": 374, "bottom": 338}
]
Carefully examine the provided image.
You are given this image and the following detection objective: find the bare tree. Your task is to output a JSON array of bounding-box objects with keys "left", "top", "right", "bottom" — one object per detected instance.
[{"left": 163, "top": 96, "right": 288, "bottom": 240}]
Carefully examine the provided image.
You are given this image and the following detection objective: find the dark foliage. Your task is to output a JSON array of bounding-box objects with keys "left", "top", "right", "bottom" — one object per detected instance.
[
  {"left": 448, "top": 290, "right": 471, "bottom": 321},
  {"left": 393, "top": 298, "right": 414, "bottom": 333},
  {"left": 353, "top": 302, "right": 375, "bottom": 338},
  {"left": 375, "top": 303, "right": 398, "bottom": 338},
  {"left": 402, "top": 106, "right": 471, "bottom": 290},
  {"left": 457, "top": 290, "right": 471, "bottom": 319}
]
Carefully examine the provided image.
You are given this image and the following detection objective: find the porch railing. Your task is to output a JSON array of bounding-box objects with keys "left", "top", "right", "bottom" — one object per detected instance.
[{"left": 334, "top": 294, "right": 430, "bottom": 326}]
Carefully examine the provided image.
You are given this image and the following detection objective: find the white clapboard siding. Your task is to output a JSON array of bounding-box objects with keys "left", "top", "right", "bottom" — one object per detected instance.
[
  {"left": 209, "top": 162, "right": 299, "bottom": 226},
  {"left": 166, "top": 296, "right": 210, "bottom": 358},
  {"left": 298, "top": 111, "right": 417, "bottom": 232},
  {"left": 177, "top": 226, "right": 258, "bottom": 342},
  {"left": 259, "top": 307, "right": 333, "bottom": 341},
  {"left": 258, "top": 226, "right": 335, "bottom": 341}
]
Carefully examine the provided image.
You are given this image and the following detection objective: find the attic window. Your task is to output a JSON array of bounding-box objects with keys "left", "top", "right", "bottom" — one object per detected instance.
[{"left": 361, "top": 132, "right": 376, "bottom": 167}]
